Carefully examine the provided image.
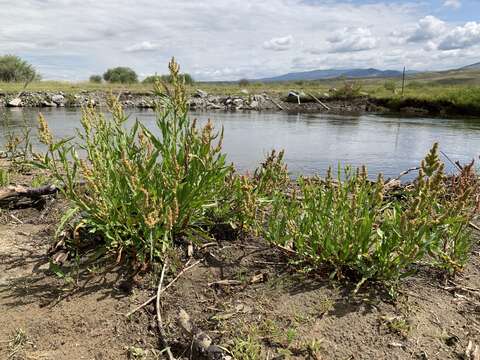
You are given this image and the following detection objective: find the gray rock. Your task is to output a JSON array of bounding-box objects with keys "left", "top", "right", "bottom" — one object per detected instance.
[
  {"left": 240, "top": 89, "right": 249, "bottom": 95},
  {"left": 7, "top": 98, "right": 22, "bottom": 107},
  {"left": 253, "top": 94, "right": 265, "bottom": 102},
  {"left": 249, "top": 100, "right": 259, "bottom": 109},
  {"left": 194, "top": 89, "right": 208, "bottom": 98},
  {"left": 52, "top": 94, "right": 65, "bottom": 104}
]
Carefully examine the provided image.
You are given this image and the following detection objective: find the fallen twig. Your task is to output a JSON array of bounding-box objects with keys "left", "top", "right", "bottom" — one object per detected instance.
[
  {"left": 440, "top": 150, "right": 463, "bottom": 172},
  {"left": 208, "top": 279, "right": 242, "bottom": 287},
  {"left": 125, "top": 259, "right": 201, "bottom": 317},
  {"left": 394, "top": 166, "right": 420, "bottom": 181},
  {"left": 156, "top": 260, "right": 175, "bottom": 360},
  {"left": 469, "top": 222, "right": 480, "bottom": 232}
]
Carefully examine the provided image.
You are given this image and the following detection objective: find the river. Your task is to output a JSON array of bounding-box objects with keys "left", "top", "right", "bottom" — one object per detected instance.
[{"left": 1, "top": 108, "right": 479, "bottom": 179}]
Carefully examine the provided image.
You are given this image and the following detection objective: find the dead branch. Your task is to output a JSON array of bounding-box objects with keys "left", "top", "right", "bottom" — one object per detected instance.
[
  {"left": 306, "top": 92, "right": 330, "bottom": 110},
  {"left": 0, "top": 184, "right": 59, "bottom": 208},
  {"left": 264, "top": 95, "right": 284, "bottom": 111},
  {"left": 156, "top": 260, "right": 175, "bottom": 360},
  {"left": 208, "top": 279, "right": 242, "bottom": 287},
  {"left": 125, "top": 259, "right": 201, "bottom": 317},
  {"left": 394, "top": 167, "right": 420, "bottom": 181}
]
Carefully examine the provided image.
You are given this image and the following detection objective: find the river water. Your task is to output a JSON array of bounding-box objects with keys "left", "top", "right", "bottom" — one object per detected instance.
[{"left": 1, "top": 108, "right": 479, "bottom": 179}]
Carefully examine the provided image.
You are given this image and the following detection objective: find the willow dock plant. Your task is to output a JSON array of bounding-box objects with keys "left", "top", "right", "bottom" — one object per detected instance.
[
  {"left": 34, "top": 58, "right": 478, "bottom": 291},
  {"left": 35, "top": 58, "right": 235, "bottom": 264},
  {"left": 262, "top": 144, "right": 478, "bottom": 290}
]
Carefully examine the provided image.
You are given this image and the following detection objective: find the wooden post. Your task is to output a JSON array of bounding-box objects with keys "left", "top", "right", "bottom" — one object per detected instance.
[{"left": 401, "top": 66, "right": 406, "bottom": 97}]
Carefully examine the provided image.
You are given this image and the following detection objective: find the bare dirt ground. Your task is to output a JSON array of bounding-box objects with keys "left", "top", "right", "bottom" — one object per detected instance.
[{"left": 1, "top": 179, "right": 480, "bottom": 359}]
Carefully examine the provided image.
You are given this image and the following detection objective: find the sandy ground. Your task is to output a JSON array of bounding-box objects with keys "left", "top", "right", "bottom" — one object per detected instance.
[{"left": 1, "top": 195, "right": 480, "bottom": 359}]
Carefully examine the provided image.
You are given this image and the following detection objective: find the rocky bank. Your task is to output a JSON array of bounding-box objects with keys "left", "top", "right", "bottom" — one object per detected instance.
[{"left": 0, "top": 89, "right": 382, "bottom": 114}]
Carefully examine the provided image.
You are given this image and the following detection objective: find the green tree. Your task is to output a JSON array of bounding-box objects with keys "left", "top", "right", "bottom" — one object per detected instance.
[
  {"left": 89, "top": 75, "right": 102, "bottom": 83},
  {"left": 103, "top": 67, "right": 138, "bottom": 84},
  {"left": 238, "top": 79, "right": 250, "bottom": 87},
  {"left": 0, "top": 55, "right": 40, "bottom": 82}
]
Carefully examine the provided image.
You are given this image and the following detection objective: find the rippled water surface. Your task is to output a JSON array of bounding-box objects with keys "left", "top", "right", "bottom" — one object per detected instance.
[{"left": 1, "top": 108, "right": 480, "bottom": 178}]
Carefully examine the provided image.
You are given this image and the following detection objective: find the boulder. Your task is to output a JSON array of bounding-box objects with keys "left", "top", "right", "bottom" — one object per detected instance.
[
  {"left": 253, "top": 94, "right": 265, "bottom": 102},
  {"left": 194, "top": 89, "right": 208, "bottom": 98},
  {"left": 52, "top": 94, "right": 65, "bottom": 105},
  {"left": 240, "top": 89, "right": 249, "bottom": 95},
  {"left": 7, "top": 98, "right": 22, "bottom": 107}
]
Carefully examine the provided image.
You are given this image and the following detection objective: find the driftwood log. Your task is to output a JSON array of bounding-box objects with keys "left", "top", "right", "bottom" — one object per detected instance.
[{"left": 0, "top": 185, "right": 59, "bottom": 208}]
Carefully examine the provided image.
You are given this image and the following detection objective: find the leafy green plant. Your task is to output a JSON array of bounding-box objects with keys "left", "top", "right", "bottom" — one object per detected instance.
[
  {"left": 2, "top": 121, "right": 33, "bottom": 174},
  {"left": 212, "top": 149, "right": 289, "bottom": 235},
  {"left": 35, "top": 58, "right": 231, "bottom": 264},
  {"left": 261, "top": 144, "right": 477, "bottom": 289},
  {"left": 0, "top": 167, "right": 9, "bottom": 187},
  {"left": 31, "top": 174, "right": 49, "bottom": 187},
  {"left": 231, "top": 336, "right": 263, "bottom": 360}
]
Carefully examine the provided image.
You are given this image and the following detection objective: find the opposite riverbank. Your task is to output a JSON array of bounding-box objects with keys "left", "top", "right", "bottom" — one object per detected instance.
[
  {"left": 1, "top": 71, "right": 480, "bottom": 117},
  {"left": 1, "top": 89, "right": 480, "bottom": 118}
]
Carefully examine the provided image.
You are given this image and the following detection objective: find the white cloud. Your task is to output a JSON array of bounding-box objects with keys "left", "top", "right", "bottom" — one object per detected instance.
[
  {"left": 263, "top": 35, "right": 294, "bottom": 51},
  {"left": 326, "top": 27, "right": 377, "bottom": 52},
  {"left": 407, "top": 16, "right": 446, "bottom": 43},
  {"left": 443, "top": 0, "right": 461, "bottom": 9},
  {"left": 0, "top": 1, "right": 479, "bottom": 80},
  {"left": 124, "top": 41, "right": 158, "bottom": 53},
  {"left": 438, "top": 22, "right": 480, "bottom": 50}
]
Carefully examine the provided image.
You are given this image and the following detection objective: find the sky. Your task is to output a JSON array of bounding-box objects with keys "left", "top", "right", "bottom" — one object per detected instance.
[{"left": 0, "top": 0, "right": 479, "bottom": 81}]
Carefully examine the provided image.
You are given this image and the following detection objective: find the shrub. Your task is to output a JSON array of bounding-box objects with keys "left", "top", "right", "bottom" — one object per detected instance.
[
  {"left": 103, "top": 67, "right": 138, "bottom": 84},
  {"left": 89, "top": 75, "right": 102, "bottom": 83},
  {"left": 143, "top": 73, "right": 194, "bottom": 85},
  {"left": 212, "top": 150, "right": 289, "bottom": 235},
  {"left": 384, "top": 80, "right": 397, "bottom": 93},
  {"left": 0, "top": 55, "right": 40, "bottom": 82},
  {"left": 261, "top": 144, "right": 477, "bottom": 289},
  {"left": 0, "top": 168, "right": 9, "bottom": 187},
  {"left": 36, "top": 58, "right": 230, "bottom": 263},
  {"left": 239, "top": 79, "right": 250, "bottom": 87},
  {"left": 332, "top": 81, "right": 363, "bottom": 99}
]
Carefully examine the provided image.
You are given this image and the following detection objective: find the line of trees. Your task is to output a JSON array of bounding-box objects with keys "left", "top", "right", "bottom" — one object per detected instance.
[
  {"left": 89, "top": 67, "right": 194, "bottom": 84},
  {"left": 0, "top": 55, "right": 195, "bottom": 85}
]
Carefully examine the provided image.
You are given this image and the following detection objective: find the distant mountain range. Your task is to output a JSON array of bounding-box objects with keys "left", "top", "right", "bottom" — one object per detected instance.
[
  {"left": 460, "top": 62, "right": 480, "bottom": 70},
  {"left": 257, "top": 68, "right": 408, "bottom": 82},
  {"left": 253, "top": 62, "right": 479, "bottom": 82}
]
